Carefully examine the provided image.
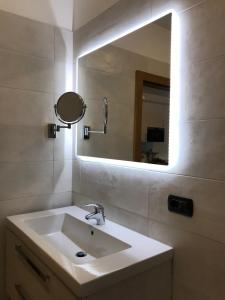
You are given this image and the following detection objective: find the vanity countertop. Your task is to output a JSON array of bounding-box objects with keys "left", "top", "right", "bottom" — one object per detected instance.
[{"left": 6, "top": 205, "right": 173, "bottom": 297}]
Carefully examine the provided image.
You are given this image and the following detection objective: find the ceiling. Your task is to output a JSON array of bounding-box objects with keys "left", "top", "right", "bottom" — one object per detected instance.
[
  {"left": 73, "top": 0, "right": 119, "bottom": 30},
  {"left": 0, "top": 0, "right": 119, "bottom": 31}
]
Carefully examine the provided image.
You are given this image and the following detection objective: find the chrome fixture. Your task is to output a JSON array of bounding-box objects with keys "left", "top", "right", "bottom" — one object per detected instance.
[
  {"left": 83, "top": 97, "right": 108, "bottom": 139},
  {"left": 85, "top": 204, "right": 105, "bottom": 225}
]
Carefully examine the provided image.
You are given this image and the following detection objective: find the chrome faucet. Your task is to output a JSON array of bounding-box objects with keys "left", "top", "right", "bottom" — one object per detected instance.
[{"left": 85, "top": 204, "right": 105, "bottom": 225}]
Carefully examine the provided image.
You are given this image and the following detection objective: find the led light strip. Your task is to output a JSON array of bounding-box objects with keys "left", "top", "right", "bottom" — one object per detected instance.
[{"left": 75, "top": 10, "right": 181, "bottom": 172}]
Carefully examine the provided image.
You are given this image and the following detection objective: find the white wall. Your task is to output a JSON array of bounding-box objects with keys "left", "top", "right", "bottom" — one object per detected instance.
[{"left": 0, "top": 0, "right": 74, "bottom": 30}]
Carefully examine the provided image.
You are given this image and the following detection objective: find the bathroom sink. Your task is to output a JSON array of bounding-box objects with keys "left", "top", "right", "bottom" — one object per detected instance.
[
  {"left": 24, "top": 213, "right": 130, "bottom": 264},
  {"left": 6, "top": 206, "right": 173, "bottom": 297}
]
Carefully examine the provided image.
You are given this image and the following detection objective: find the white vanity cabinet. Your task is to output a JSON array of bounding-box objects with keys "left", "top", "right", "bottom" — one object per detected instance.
[
  {"left": 6, "top": 230, "right": 79, "bottom": 300},
  {"left": 6, "top": 206, "right": 173, "bottom": 300},
  {"left": 6, "top": 229, "right": 172, "bottom": 300}
]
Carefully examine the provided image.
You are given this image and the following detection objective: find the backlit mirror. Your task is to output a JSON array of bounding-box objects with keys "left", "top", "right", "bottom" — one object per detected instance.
[{"left": 77, "top": 13, "right": 171, "bottom": 165}]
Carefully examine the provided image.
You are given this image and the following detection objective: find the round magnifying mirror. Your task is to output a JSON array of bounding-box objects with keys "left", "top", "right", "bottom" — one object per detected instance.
[{"left": 55, "top": 92, "right": 86, "bottom": 124}]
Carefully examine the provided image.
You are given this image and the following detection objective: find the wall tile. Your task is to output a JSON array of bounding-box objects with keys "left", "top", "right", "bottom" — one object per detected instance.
[
  {"left": 148, "top": 171, "right": 225, "bottom": 244},
  {"left": 54, "top": 28, "right": 73, "bottom": 94},
  {"left": 72, "top": 159, "right": 81, "bottom": 192},
  {"left": 0, "top": 192, "right": 72, "bottom": 219},
  {"left": 53, "top": 160, "right": 73, "bottom": 193},
  {"left": 151, "top": 0, "right": 205, "bottom": 15},
  {"left": 0, "top": 162, "right": 53, "bottom": 200},
  {"left": 0, "top": 87, "right": 53, "bottom": 126},
  {"left": 181, "top": 0, "right": 225, "bottom": 63},
  {"left": 0, "top": 10, "right": 54, "bottom": 59},
  {"left": 149, "top": 220, "right": 225, "bottom": 300},
  {"left": 54, "top": 28, "right": 73, "bottom": 64},
  {"left": 53, "top": 127, "right": 73, "bottom": 161},
  {"left": 77, "top": 162, "right": 149, "bottom": 217},
  {"left": 0, "top": 49, "right": 53, "bottom": 92},
  {"left": 53, "top": 93, "right": 73, "bottom": 160},
  {"left": 183, "top": 55, "right": 225, "bottom": 120},
  {"left": 174, "top": 119, "right": 225, "bottom": 180},
  {"left": 0, "top": 125, "right": 53, "bottom": 162},
  {"left": 54, "top": 62, "right": 74, "bottom": 94}
]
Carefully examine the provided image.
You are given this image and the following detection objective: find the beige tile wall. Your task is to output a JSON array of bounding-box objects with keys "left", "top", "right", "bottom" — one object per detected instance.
[
  {"left": 73, "top": 0, "right": 225, "bottom": 299},
  {"left": 0, "top": 10, "right": 74, "bottom": 299}
]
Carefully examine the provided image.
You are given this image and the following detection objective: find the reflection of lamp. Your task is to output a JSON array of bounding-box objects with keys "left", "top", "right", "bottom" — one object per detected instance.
[
  {"left": 141, "top": 142, "right": 158, "bottom": 163},
  {"left": 141, "top": 142, "right": 153, "bottom": 153},
  {"left": 143, "top": 127, "right": 166, "bottom": 164}
]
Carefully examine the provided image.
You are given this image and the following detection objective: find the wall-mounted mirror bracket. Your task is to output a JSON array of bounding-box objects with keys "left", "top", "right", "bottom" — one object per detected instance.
[
  {"left": 48, "top": 92, "right": 86, "bottom": 139},
  {"left": 48, "top": 123, "right": 71, "bottom": 138},
  {"left": 83, "top": 125, "right": 106, "bottom": 140},
  {"left": 83, "top": 97, "right": 108, "bottom": 140}
]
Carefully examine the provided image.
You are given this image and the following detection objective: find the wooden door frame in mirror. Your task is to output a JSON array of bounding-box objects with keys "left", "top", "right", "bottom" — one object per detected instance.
[{"left": 133, "top": 70, "right": 170, "bottom": 162}]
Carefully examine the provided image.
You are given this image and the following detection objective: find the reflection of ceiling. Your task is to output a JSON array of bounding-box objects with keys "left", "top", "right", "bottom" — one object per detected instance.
[
  {"left": 112, "top": 14, "right": 171, "bottom": 64},
  {"left": 73, "top": 0, "right": 119, "bottom": 30},
  {"left": 155, "top": 14, "right": 171, "bottom": 30},
  {"left": 0, "top": 0, "right": 74, "bottom": 30},
  {"left": 0, "top": 0, "right": 120, "bottom": 31}
]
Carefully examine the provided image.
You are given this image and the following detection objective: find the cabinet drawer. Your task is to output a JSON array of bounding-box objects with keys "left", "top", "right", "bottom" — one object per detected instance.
[{"left": 6, "top": 230, "right": 78, "bottom": 300}]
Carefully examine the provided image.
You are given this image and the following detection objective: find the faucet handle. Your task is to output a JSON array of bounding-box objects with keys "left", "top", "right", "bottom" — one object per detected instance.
[{"left": 85, "top": 203, "right": 104, "bottom": 213}]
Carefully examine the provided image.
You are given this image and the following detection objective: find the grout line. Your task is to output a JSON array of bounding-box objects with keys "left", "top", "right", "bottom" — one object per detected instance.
[
  {"left": 185, "top": 117, "right": 225, "bottom": 122},
  {"left": 161, "top": 171, "right": 225, "bottom": 183},
  {"left": 183, "top": 53, "right": 225, "bottom": 66},
  {"left": 0, "top": 159, "right": 73, "bottom": 164},
  {"left": 0, "top": 160, "right": 54, "bottom": 164},
  {"left": 0, "top": 191, "right": 72, "bottom": 204},
  {"left": 53, "top": 27, "right": 56, "bottom": 164},
  {"left": 79, "top": 159, "right": 225, "bottom": 184},
  {"left": 149, "top": 217, "right": 225, "bottom": 247},
  {"left": 178, "top": 0, "right": 206, "bottom": 14},
  {"left": 0, "top": 45, "right": 54, "bottom": 61},
  {"left": 0, "top": 84, "right": 53, "bottom": 95}
]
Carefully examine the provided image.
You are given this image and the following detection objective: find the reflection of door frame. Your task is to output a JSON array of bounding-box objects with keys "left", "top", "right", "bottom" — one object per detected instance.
[{"left": 133, "top": 70, "right": 170, "bottom": 162}]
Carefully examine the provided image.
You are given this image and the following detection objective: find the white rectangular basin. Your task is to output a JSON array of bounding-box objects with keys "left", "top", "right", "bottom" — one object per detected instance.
[
  {"left": 6, "top": 206, "right": 173, "bottom": 297},
  {"left": 25, "top": 213, "right": 130, "bottom": 265}
]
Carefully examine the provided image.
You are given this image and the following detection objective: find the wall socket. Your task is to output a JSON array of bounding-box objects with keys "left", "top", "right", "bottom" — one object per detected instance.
[{"left": 168, "top": 195, "right": 193, "bottom": 217}]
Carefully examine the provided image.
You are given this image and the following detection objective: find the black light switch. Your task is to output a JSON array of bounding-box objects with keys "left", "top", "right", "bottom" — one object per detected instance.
[{"left": 168, "top": 195, "right": 193, "bottom": 217}]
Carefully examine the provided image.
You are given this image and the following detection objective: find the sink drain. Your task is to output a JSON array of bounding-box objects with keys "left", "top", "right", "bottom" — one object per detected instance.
[{"left": 76, "top": 251, "right": 87, "bottom": 258}]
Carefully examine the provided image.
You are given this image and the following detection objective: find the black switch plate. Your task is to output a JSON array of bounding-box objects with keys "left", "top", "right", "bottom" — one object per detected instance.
[{"left": 168, "top": 195, "right": 193, "bottom": 217}]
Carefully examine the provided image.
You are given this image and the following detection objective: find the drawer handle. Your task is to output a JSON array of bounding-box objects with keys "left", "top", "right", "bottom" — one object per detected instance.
[
  {"left": 15, "top": 245, "right": 50, "bottom": 285},
  {"left": 15, "top": 284, "right": 28, "bottom": 300}
]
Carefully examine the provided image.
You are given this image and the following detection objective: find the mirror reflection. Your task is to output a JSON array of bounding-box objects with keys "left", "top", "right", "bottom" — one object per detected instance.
[
  {"left": 77, "top": 14, "right": 171, "bottom": 165},
  {"left": 55, "top": 92, "right": 86, "bottom": 124}
]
